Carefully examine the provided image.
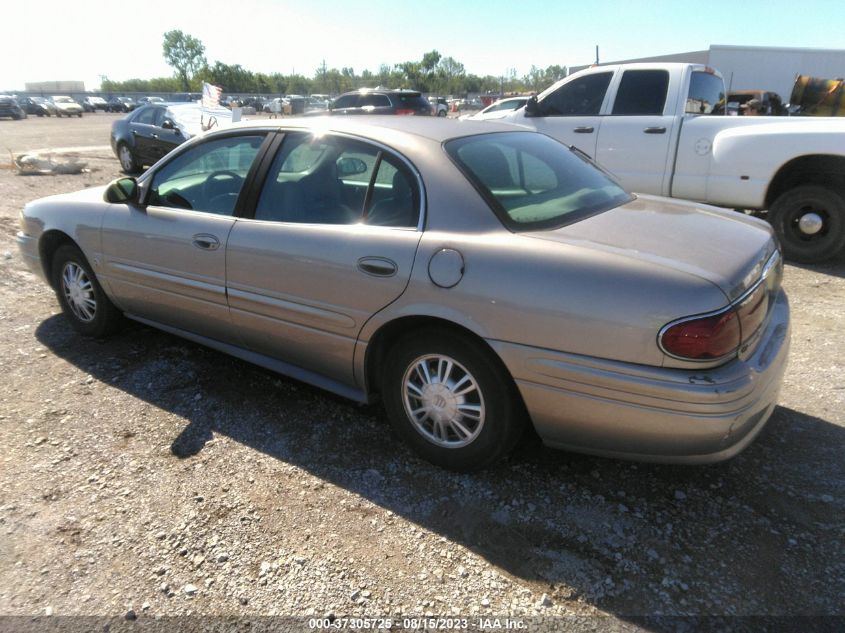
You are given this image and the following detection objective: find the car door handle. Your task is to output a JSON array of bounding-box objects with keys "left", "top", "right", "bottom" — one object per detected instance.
[
  {"left": 644, "top": 127, "right": 667, "bottom": 134},
  {"left": 573, "top": 126, "right": 594, "bottom": 133},
  {"left": 357, "top": 257, "right": 397, "bottom": 277},
  {"left": 192, "top": 234, "right": 220, "bottom": 251}
]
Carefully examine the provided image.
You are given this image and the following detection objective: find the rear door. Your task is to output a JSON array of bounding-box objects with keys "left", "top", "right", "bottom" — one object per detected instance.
[
  {"left": 595, "top": 68, "right": 677, "bottom": 195},
  {"left": 128, "top": 107, "right": 160, "bottom": 165},
  {"left": 225, "top": 131, "right": 423, "bottom": 386}
]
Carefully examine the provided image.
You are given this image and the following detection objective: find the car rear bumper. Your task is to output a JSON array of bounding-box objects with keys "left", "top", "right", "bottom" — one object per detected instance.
[{"left": 489, "top": 289, "right": 790, "bottom": 464}]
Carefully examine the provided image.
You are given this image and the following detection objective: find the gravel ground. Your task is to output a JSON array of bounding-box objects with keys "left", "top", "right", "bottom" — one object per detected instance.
[{"left": 0, "top": 117, "right": 843, "bottom": 632}]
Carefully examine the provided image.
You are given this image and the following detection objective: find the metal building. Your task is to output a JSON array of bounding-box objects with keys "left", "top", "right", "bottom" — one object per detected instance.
[{"left": 571, "top": 45, "right": 845, "bottom": 102}]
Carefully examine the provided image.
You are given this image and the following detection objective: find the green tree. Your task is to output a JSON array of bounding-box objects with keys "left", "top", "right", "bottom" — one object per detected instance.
[{"left": 162, "top": 30, "right": 207, "bottom": 91}]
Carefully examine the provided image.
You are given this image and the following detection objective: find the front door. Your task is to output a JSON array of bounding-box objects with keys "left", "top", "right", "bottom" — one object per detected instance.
[
  {"left": 226, "top": 132, "right": 423, "bottom": 386},
  {"left": 100, "top": 133, "right": 267, "bottom": 342},
  {"left": 515, "top": 70, "right": 614, "bottom": 158}
]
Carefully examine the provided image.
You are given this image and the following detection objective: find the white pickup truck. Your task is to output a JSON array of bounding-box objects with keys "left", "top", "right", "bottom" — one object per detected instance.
[{"left": 501, "top": 63, "right": 845, "bottom": 263}]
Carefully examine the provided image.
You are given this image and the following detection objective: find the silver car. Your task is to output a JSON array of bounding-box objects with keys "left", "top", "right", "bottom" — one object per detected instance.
[{"left": 16, "top": 118, "right": 790, "bottom": 471}]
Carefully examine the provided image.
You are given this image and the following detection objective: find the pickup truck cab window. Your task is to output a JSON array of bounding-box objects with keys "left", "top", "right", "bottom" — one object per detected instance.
[
  {"left": 539, "top": 72, "right": 612, "bottom": 116},
  {"left": 612, "top": 70, "right": 670, "bottom": 115},
  {"left": 686, "top": 71, "right": 725, "bottom": 114}
]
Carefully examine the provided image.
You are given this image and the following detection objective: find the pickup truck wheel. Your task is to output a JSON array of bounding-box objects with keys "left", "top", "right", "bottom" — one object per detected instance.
[
  {"left": 381, "top": 330, "right": 525, "bottom": 471},
  {"left": 769, "top": 186, "right": 845, "bottom": 263}
]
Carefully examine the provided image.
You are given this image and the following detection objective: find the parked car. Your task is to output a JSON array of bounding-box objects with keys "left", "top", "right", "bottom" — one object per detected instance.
[
  {"left": 327, "top": 89, "right": 432, "bottom": 116},
  {"left": 18, "top": 96, "right": 57, "bottom": 117},
  {"left": 107, "top": 96, "right": 137, "bottom": 113},
  {"left": 463, "top": 96, "right": 528, "bottom": 120},
  {"left": 82, "top": 96, "right": 109, "bottom": 112},
  {"left": 429, "top": 97, "right": 449, "bottom": 116},
  {"left": 110, "top": 103, "right": 233, "bottom": 173},
  {"left": 137, "top": 96, "right": 165, "bottom": 106},
  {"left": 0, "top": 95, "right": 26, "bottom": 119},
  {"left": 51, "top": 96, "right": 83, "bottom": 117},
  {"left": 18, "top": 118, "right": 790, "bottom": 471}
]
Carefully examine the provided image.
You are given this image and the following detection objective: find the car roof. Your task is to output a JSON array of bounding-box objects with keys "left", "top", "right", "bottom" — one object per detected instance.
[{"left": 221, "top": 116, "right": 523, "bottom": 144}]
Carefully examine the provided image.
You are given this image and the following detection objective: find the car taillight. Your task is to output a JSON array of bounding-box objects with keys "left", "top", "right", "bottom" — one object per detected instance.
[
  {"left": 395, "top": 108, "right": 416, "bottom": 115},
  {"left": 660, "top": 310, "right": 742, "bottom": 360}
]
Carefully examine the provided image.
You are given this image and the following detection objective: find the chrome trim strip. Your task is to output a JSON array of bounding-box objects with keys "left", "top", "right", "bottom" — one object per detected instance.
[
  {"left": 110, "top": 262, "right": 226, "bottom": 296},
  {"left": 227, "top": 287, "right": 356, "bottom": 329},
  {"left": 657, "top": 250, "right": 782, "bottom": 363}
]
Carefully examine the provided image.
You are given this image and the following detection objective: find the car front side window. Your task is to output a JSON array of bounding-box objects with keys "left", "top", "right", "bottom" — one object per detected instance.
[
  {"left": 147, "top": 135, "right": 265, "bottom": 216},
  {"left": 539, "top": 72, "right": 613, "bottom": 116}
]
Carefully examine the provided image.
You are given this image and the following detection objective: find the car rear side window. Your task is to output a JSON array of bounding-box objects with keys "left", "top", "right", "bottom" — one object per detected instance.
[
  {"left": 393, "top": 93, "right": 430, "bottom": 110},
  {"left": 359, "top": 94, "right": 391, "bottom": 108},
  {"left": 447, "top": 132, "right": 632, "bottom": 231},
  {"left": 612, "top": 70, "right": 669, "bottom": 115},
  {"left": 134, "top": 107, "right": 157, "bottom": 125},
  {"left": 256, "top": 133, "right": 419, "bottom": 227}
]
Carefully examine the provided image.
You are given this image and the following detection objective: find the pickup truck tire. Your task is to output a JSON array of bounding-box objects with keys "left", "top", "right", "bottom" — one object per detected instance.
[{"left": 768, "top": 185, "right": 845, "bottom": 263}]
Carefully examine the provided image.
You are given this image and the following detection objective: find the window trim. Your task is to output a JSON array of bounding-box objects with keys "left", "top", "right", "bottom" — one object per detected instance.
[
  {"left": 609, "top": 69, "right": 670, "bottom": 117},
  {"left": 138, "top": 130, "right": 275, "bottom": 218},
  {"left": 242, "top": 130, "right": 427, "bottom": 232},
  {"left": 537, "top": 71, "right": 614, "bottom": 117}
]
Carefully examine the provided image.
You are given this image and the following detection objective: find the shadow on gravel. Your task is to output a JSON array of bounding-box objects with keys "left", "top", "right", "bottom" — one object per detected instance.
[
  {"left": 36, "top": 314, "right": 845, "bottom": 627},
  {"left": 789, "top": 258, "right": 845, "bottom": 280}
]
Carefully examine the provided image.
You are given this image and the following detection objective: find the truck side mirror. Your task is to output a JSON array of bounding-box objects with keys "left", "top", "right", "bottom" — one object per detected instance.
[{"left": 524, "top": 95, "right": 540, "bottom": 117}]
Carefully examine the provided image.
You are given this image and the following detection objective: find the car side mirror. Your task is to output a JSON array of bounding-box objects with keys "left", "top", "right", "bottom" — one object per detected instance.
[
  {"left": 524, "top": 95, "right": 540, "bottom": 117},
  {"left": 104, "top": 177, "right": 139, "bottom": 204},
  {"left": 161, "top": 118, "right": 175, "bottom": 130},
  {"left": 337, "top": 157, "right": 368, "bottom": 178}
]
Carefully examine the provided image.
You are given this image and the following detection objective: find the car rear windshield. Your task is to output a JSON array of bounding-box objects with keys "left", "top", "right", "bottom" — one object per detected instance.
[{"left": 445, "top": 132, "right": 633, "bottom": 231}]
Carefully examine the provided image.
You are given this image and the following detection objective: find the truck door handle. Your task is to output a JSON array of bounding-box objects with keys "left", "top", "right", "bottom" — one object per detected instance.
[
  {"left": 192, "top": 234, "right": 220, "bottom": 251},
  {"left": 644, "top": 127, "right": 666, "bottom": 134},
  {"left": 357, "top": 257, "right": 397, "bottom": 277},
  {"left": 573, "top": 126, "right": 594, "bottom": 133}
]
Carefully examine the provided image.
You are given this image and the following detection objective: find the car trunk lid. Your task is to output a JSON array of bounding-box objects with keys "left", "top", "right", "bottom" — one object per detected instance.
[{"left": 524, "top": 194, "right": 779, "bottom": 302}]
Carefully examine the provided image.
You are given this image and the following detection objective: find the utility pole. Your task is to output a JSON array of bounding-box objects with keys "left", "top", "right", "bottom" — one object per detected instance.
[{"left": 595, "top": 45, "right": 600, "bottom": 65}]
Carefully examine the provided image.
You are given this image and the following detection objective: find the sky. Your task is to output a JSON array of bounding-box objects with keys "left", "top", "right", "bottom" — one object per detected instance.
[{"left": 3, "top": 0, "right": 845, "bottom": 91}]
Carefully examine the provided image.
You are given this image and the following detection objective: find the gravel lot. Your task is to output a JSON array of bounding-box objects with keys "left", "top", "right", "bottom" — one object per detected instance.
[{"left": 0, "top": 116, "right": 843, "bottom": 631}]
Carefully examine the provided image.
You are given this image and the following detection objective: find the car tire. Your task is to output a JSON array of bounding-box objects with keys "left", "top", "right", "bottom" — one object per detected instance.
[
  {"left": 51, "top": 244, "right": 122, "bottom": 338},
  {"left": 77, "top": 112, "right": 82, "bottom": 118},
  {"left": 117, "top": 143, "right": 140, "bottom": 174},
  {"left": 768, "top": 185, "right": 845, "bottom": 263},
  {"left": 381, "top": 330, "right": 525, "bottom": 471}
]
